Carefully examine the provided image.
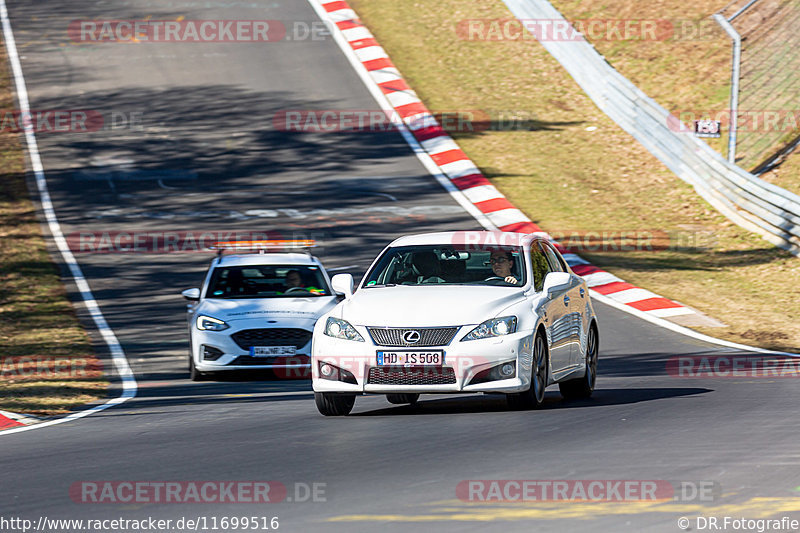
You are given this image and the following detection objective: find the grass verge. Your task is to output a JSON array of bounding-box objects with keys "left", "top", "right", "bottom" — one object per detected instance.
[
  {"left": 350, "top": 0, "right": 800, "bottom": 351},
  {"left": 549, "top": 0, "right": 800, "bottom": 191},
  {"left": 0, "top": 39, "right": 107, "bottom": 417}
]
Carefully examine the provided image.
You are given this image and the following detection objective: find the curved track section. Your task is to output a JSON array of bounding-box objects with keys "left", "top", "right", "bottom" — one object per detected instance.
[{"left": 1, "top": 1, "right": 798, "bottom": 531}]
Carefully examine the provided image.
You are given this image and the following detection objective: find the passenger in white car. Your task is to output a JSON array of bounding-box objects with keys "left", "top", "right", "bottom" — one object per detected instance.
[{"left": 409, "top": 251, "right": 445, "bottom": 284}]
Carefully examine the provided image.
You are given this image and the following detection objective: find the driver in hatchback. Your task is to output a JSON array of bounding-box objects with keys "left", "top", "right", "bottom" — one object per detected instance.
[{"left": 286, "top": 269, "right": 304, "bottom": 289}]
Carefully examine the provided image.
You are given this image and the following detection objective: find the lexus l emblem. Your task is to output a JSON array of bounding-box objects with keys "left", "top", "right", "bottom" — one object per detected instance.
[{"left": 402, "top": 330, "right": 421, "bottom": 344}]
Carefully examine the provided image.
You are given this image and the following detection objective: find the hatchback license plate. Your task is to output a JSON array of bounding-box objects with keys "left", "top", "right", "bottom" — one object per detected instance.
[
  {"left": 250, "top": 346, "right": 296, "bottom": 356},
  {"left": 377, "top": 350, "right": 443, "bottom": 366}
]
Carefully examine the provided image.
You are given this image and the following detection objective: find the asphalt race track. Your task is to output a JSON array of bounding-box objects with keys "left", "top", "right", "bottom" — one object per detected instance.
[{"left": 1, "top": 1, "right": 799, "bottom": 532}]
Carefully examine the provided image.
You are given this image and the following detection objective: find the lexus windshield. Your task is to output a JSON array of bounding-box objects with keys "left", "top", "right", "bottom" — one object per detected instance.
[{"left": 363, "top": 245, "right": 526, "bottom": 287}]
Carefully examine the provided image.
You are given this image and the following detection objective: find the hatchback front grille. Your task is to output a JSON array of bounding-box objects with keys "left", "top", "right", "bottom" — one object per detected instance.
[
  {"left": 230, "top": 328, "right": 312, "bottom": 350},
  {"left": 367, "top": 366, "right": 456, "bottom": 385},
  {"left": 367, "top": 327, "right": 458, "bottom": 347},
  {"left": 229, "top": 355, "right": 310, "bottom": 366}
]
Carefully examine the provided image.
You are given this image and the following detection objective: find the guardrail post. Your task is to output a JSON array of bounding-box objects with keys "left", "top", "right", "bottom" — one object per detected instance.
[{"left": 713, "top": 14, "right": 741, "bottom": 165}]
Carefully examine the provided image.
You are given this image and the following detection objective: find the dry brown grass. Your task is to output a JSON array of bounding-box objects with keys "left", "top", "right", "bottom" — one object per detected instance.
[{"left": 0, "top": 39, "right": 107, "bottom": 416}]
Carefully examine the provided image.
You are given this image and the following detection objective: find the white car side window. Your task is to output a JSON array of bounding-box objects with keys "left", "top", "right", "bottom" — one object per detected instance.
[
  {"left": 529, "top": 242, "right": 551, "bottom": 292},
  {"left": 542, "top": 244, "right": 566, "bottom": 273}
]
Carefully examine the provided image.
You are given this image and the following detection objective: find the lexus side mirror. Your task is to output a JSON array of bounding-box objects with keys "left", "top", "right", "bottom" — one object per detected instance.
[
  {"left": 542, "top": 272, "right": 571, "bottom": 296},
  {"left": 330, "top": 274, "right": 354, "bottom": 299}
]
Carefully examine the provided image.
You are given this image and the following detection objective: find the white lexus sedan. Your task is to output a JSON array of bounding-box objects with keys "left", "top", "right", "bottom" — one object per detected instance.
[
  {"left": 181, "top": 241, "right": 338, "bottom": 381},
  {"left": 311, "top": 231, "right": 599, "bottom": 416}
]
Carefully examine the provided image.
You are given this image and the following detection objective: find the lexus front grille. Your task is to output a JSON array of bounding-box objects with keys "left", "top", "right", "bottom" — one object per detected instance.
[{"left": 367, "top": 327, "right": 458, "bottom": 347}]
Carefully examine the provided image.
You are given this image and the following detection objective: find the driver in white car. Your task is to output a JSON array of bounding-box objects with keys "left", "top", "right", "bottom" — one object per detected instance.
[{"left": 490, "top": 250, "right": 519, "bottom": 284}]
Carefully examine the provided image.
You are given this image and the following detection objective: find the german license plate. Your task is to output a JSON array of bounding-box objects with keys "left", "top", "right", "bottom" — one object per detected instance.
[
  {"left": 250, "top": 346, "right": 296, "bottom": 357},
  {"left": 376, "top": 350, "right": 444, "bottom": 366}
]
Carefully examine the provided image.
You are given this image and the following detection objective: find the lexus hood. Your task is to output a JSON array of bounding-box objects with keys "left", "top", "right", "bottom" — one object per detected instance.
[{"left": 339, "top": 285, "right": 526, "bottom": 327}]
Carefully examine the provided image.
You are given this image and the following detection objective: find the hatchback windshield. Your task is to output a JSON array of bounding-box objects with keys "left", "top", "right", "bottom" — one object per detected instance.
[
  {"left": 363, "top": 245, "right": 525, "bottom": 287},
  {"left": 206, "top": 264, "right": 331, "bottom": 298}
]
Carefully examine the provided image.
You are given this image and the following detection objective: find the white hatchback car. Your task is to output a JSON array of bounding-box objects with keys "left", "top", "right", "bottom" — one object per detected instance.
[
  {"left": 311, "top": 231, "right": 599, "bottom": 415},
  {"left": 181, "top": 241, "right": 338, "bottom": 381}
]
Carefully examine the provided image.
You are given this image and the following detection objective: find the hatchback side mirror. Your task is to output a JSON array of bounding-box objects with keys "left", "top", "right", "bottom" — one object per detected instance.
[{"left": 181, "top": 288, "right": 201, "bottom": 301}]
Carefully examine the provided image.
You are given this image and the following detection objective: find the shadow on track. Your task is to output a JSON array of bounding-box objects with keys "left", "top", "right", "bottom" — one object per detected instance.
[{"left": 354, "top": 386, "right": 712, "bottom": 416}]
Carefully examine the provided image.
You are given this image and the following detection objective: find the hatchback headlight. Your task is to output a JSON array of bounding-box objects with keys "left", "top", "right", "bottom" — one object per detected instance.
[
  {"left": 461, "top": 316, "right": 517, "bottom": 341},
  {"left": 324, "top": 317, "right": 364, "bottom": 342},
  {"left": 196, "top": 315, "right": 230, "bottom": 331}
]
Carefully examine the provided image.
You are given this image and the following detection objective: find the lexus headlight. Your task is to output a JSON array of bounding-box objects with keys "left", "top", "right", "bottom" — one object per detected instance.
[
  {"left": 461, "top": 316, "right": 517, "bottom": 341},
  {"left": 196, "top": 315, "right": 230, "bottom": 331},
  {"left": 324, "top": 317, "right": 364, "bottom": 342}
]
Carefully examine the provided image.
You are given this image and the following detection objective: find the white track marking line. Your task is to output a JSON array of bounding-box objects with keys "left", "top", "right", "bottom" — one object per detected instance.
[
  {"left": 582, "top": 271, "right": 624, "bottom": 287},
  {"left": 420, "top": 136, "right": 460, "bottom": 155},
  {"left": 604, "top": 287, "right": 660, "bottom": 304},
  {"left": 0, "top": 0, "right": 137, "bottom": 436},
  {"left": 460, "top": 185, "right": 505, "bottom": 204},
  {"left": 590, "top": 291, "right": 799, "bottom": 356}
]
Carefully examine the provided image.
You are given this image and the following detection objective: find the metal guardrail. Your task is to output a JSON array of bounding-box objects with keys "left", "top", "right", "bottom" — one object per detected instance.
[
  {"left": 502, "top": 0, "right": 800, "bottom": 255},
  {"left": 720, "top": 0, "right": 800, "bottom": 171}
]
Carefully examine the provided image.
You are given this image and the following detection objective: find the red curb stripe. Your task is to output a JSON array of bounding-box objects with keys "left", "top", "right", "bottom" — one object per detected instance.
[
  {"left": 378, "top": 79, "right": 411, "bottom": 93},
  {"left": 323, "top": 1, "right": 350, "bottom": 12},
  {"left": 0, "top": 414, "right": 22, "bottom": 430},
  {"left": 350, "top": 38, "right": 380, "bottom": 51},
  {"left": 450, "top": 174, "right": 491, "bottom": 189},
  {"left": 499, "top": 221, "right": 541, "bottom": 233},
  {"left": 335, "top": 20, "right": 363, "bottom": 31},
  {"left": 628, "top": 298, "right": 684, "bottom": 311},
  {"left": 362, "top": 57, "right": 395, "bottom": 71},
  {"left": 591, "top": 281, "right": 637, "bottom": 295},
  {"left": 474, "top": 197, "right": 517, "bottom": 214},
  {"left": 571, "top": 264, "right": 603, "bottom": 277},
  {"left": 413, "top": 126, "right": 447, "bottom": 142},
  {"left": 394, "top": 101, "right": 428, "bottom": 119},
  {"left": 430, "top": 149, "right": 469, "bottom": 167}
]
